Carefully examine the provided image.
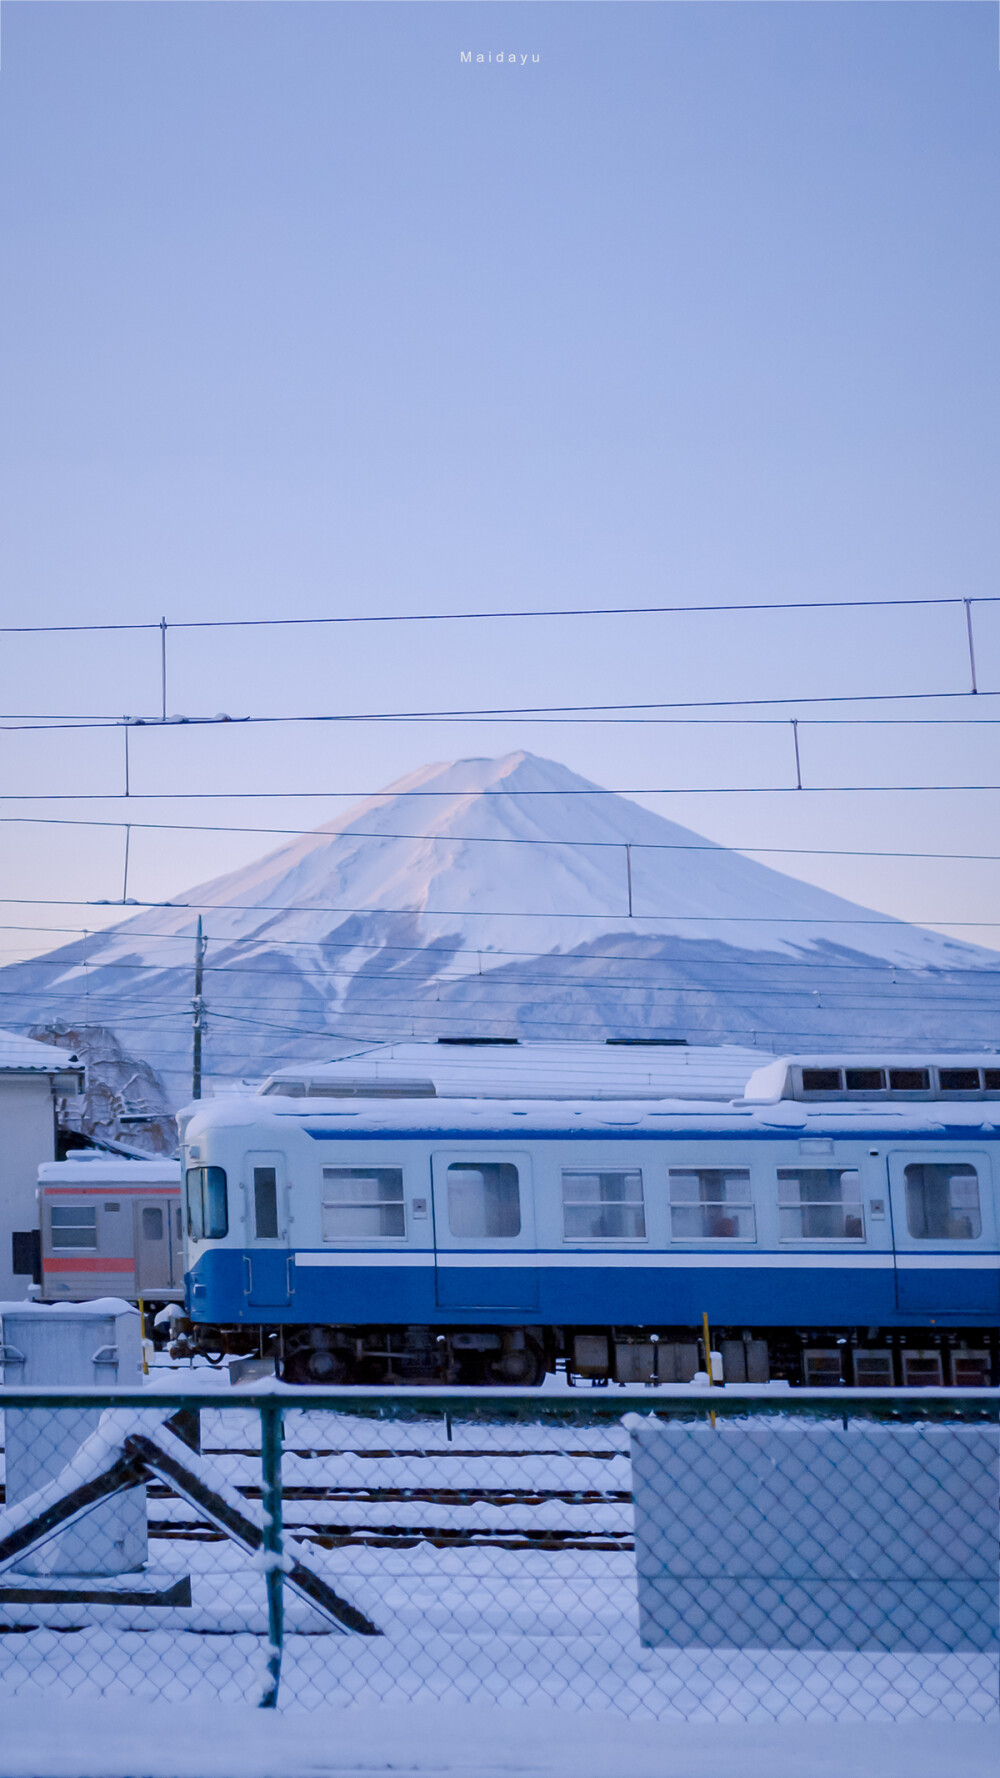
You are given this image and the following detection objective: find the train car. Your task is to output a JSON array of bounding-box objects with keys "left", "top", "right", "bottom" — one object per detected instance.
[
  {"left": 175, "top": 1053, "right": 1000, "bottom": 1386},
  {"left": 38, "top": 1154, "right": 184, "bottom": 1304}
]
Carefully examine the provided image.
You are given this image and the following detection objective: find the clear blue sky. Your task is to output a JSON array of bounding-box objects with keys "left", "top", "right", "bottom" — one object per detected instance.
[{"left": 1, "top": 2, "right": 999, "bottom": 957}]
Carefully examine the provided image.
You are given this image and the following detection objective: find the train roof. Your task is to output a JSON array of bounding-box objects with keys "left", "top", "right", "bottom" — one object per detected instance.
[
  {"left": 38, "top": 1156, "right": 181, "bottom": 1184},
  {"left": 257, "top": 1040, "right": 765, "bottom": 1103},
  {"left": 180, "top": 1089, "right": 1000, "bottom": 1141}
]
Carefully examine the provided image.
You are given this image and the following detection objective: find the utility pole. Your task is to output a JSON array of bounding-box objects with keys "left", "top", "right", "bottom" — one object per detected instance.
[{"left": 192, "top": 917, "right": 205, "bottom": 1100}]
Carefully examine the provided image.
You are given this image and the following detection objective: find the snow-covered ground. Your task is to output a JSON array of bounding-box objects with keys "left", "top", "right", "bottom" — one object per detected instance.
[
  {"left": 1, "top": 1394, "right": 995, "bottom": 1758},
  {"left": 0, "top": 1696, "right": 996, "bottom": 1778}
]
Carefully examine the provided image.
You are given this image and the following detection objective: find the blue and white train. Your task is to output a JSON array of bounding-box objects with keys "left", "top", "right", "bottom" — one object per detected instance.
[{"left": 176, "top": 1050, "right": 1000, "bottom": 1387}]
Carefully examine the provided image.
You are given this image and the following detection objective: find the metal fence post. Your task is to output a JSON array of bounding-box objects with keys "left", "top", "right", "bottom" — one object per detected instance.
[{"left": 259, "top": 1399, "right": 284, "bottom": 1709}]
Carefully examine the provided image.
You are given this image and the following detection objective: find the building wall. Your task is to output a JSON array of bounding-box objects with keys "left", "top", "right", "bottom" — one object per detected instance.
[{"left": 0, "top": 1076, "right": 56, "bottom": 1302}]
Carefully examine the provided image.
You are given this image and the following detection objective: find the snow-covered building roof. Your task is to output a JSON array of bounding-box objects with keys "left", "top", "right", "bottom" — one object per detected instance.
[
  {"left": 0, "top": 1028, "right": 84, "bottom": 1084},
  {"left": 258, "top": 1039, "right": 767, "bottom": 1102}
]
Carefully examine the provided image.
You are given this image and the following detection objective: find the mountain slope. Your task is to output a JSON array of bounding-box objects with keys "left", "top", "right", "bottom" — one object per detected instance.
[{"left": 1, "top": 752, "right": 997, "bottom": 1101}]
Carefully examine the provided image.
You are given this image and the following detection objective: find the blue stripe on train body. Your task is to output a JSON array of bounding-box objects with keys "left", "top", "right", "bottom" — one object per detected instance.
[{"left": 181, "top": 1105, "right": 1000, "bottom": 1328}]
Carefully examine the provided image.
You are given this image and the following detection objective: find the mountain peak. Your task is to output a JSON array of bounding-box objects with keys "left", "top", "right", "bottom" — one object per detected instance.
[{"left": 321, "top": 750, "right": 606, "bottom": 832}]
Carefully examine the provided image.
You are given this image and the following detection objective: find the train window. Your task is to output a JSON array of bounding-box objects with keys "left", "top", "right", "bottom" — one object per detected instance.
[
  {"left": 889, "top": 1068, "right": 930, "bottom": 1092},
  {"left": 985, "top": 1070, "right": 1000, "bottom": 1091},
  {"left": 321, "top": 1168, "right": 405, "bottom": 1238},
  {"left": 904, "top": 1163, "right": 982, "bottom": 1240},
  {"left": 141, "top": 1207, "right": 164, "bottom": 1241},
  {"left": 938, "top": 1069, "right": 981, "bottom": 1092},
  {"left": 844, "top": 1068, "right": 885, "bottom": 1091},
  {"left": 447, "top": 1163, "right": 521, "bottom": 1238},
  {"left": 253, "top": 1167, "right": 280, "bottom": 1239},
  {"left": 777, "top": 1169, "right": 864, "bottom": 1240},
  {"left": 175, "top": 1206, "right": 183, "bottom": 1241},
  {"left": 185, "top": 1167, "right": 228, "bottom": 1241},
  {"left": 561, "top": 1170, "right": 645, "bottom": 1240},
  {"left": 668, "top": 1169, "right": 755, "bottom": 1240},
  {"left": 801, "top": 1069, "right": 842, "bottom": 1092},
  {"left": 50, "top": 1205, "right": 97, "bottom": 1249}
]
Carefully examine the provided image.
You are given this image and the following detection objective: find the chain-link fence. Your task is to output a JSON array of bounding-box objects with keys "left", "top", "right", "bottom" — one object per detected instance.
[{"left": 1, "top": 1384, "right": 997, "bottom": 1723}]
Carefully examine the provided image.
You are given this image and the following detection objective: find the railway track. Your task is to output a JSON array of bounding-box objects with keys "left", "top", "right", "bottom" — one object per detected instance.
[
  {"left": 149, "top": 1483, "right": 630, "bottom": 1504},
  {"left": 145, "top": 1478, "right": 634, "bottom": 1550},
  {"left": 1, "top": 1433, "right": 634, "bottom": 1552},
  {"left": 147, "top": 1519, "right": 632, "bottom": 1551},
  {"left": 203, "top": 1447, "right": 625, "bottom": 1461}
]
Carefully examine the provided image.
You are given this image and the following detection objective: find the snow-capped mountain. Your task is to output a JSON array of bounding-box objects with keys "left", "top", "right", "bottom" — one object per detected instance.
[{"left": 2, "top": 751, "right": 998, "bottom": 1105}]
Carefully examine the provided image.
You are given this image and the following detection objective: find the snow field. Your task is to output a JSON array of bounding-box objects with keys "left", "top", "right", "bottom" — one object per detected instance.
[{"left": 0, "top": 1695, "right": 997, "bottom": 1778}]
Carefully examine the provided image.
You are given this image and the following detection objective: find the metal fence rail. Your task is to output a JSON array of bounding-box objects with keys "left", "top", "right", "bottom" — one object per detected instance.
[{"left": 0, "top": 1385, "right": 997, "bottom": 1722}]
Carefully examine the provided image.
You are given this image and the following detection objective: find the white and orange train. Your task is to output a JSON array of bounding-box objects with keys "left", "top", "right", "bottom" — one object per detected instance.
[{"left": 37, "top": 1154, "right": 184, "bottom": 1305}]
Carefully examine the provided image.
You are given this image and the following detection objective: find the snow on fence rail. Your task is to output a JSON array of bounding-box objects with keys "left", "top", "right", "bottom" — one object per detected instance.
[{"left": 0, "top": 1385, "right": 997, "bottom": 1722}]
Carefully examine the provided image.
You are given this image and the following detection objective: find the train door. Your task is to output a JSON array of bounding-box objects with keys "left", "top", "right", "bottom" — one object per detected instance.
[
  {"left": 133, "top": 1198, "right": 172, "bottom": 1294},
  {"left": 430, "top": 1150, "right": 539, "bottom": 1310},
  {"left": 169, "top": 1198, "right": 185, "bottom": 1290},
  {"left": 244, "top": 1150, "right": 293, "bottom": 1309},
  {"left": 887, "top": 1149, "right": 999, "bottom": 1313}
]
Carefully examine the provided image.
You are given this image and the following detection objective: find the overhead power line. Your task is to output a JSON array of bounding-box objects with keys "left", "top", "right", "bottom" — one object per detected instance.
[
  {"left": 3, "top": 812, "right": 1000, "bottom": 865},
  {"left": 10, "top": 979, "right": 996, "bottom": 1018},
  {"left": 5, "top": 782, "right": 1000, "bottom": 803},
  {"left": 9, "top": 950, "right": 1000, "bottom": 1004},
  {"left": 0, "top": 596, "right": 987, "bottom": 726},
  {"left": 6, "top": 700, "right": 1000, "bottom": 733},
  {"left": 8, "top": 975, "right": 1000, "bottom": 1014},
  {"left": 2, "top": 921, "right": 997, "bottom": 974},
  {"left": 22, "top": 995, "right": 1000, "bottom": 1055},
  {"left": 2, "top": 591, "right": 998, "bottom": 636},
  {"left": 2, "top": 893, "right": 999, "bottom": 926},
  {"left": 7, "top": 713, "right": 1000, "bottom": 730},
  {"left": 14, "top": 981, "right": 1000, "bottom": 1035},
  {"left": 4, "top": 688, "right": 1000, "bottom": 731}
]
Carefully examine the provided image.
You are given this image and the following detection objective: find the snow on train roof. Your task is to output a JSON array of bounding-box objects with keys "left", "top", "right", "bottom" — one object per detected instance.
[
  {"left": 182, "top": 1090, "right": 1000, "bottom": 1139},
  {"left": 38, "top": 1157, "right": 181, "bottom": 1183},
  {"left": 258, "top": 1040, "right": 765, "bottom": 1103}
]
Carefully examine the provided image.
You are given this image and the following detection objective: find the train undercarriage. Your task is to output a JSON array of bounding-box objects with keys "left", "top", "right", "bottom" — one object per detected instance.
[{"left": 168, "top": 1321, "right": 1000, "bottom": 1388}]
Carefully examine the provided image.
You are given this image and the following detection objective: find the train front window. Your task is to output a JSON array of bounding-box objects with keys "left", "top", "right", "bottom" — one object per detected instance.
[
  {"left": 447, "top": 1163, "right": 521, "bottom": 1237},
  {"left": 778, "top": 1169, "right": 864, "bottom": 1240},
  {"left": 668, "top": 1169, "right": 755, "bottom": 1240},
  {"left": 185, "top": 1166, "right": 228, "bottom": 1240},
  {"left": 253, "top": 1167, "right": 280, "bottom": 1239},
  {"left": 904, "top": 1163, "right": 981, "bottom": 1239},
  {"left": 50, "top": 1205, "right": 97, "bottom": 1249},
  {"left": 322, "top": 1168, "right": 405, "bottom": 1238},
  {"left": 562, "top": 1170, "right": 645, "bottom": 1239}
]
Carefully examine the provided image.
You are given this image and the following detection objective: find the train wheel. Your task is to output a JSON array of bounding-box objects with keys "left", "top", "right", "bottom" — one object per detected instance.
[{"left": 283, "top": 1346, "right": 349, "bottom": 1385}]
